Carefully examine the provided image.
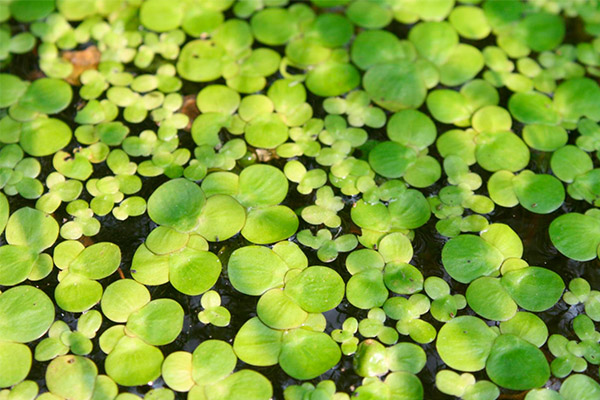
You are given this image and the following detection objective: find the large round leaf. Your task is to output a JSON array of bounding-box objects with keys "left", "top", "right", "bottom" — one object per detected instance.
[
  {"left": 549, "top": 213, "right": 600, "bottom": 261},
  {"left": 346, "top": 269, "right": 388, "bottom": 310},
  {"left": 0, "top": 245, "right": 37, "bottom": 286},
  {"left": 388, "top": 189, "right": 431, "bottom": 230},
  {"left": 228, "top": 246, "right": 289, "bottom": 296},
  {"left": 46, "top": 355, "right": 97, "bottom": 400},
  {"left": 363, "top": 62, "right": 427, "bottom": 111},
  {"left": 475, "top": 131, "right": 529, "bottom": 172},
  {"left": 241, "top": 206, "right": 298, "bottom": 244},
  {"left": 192, "top": 340, "right": 236, "bottom": 386},
  {"left": 441, "top": 235, "right": 504, "bottom": 284},
  {"left": 19, "top": 78, "right": 72, "bottom": 114},
  {"left": 148, "top": 179, "right": 205, "bottom": 232},
  {"left": 105, "top": 336, "right": 164, "bottom": 386},
  {"left": 466, "top": 277, "right": 517, "bottom": 321},
  {"left": 279, "top": 329, "right": 341, "bottom": 380},
  {"left": 69, "top": 242, "right": 121, "bottom": 280},
  {"left": 54, "top": 273, "right": 103, "bottom": 313},
  {"left": 208, "top": 370, "right": 273, "bottom": 400},
  {"left": 233, "top": 317, "right": 282, "bottom": 366},
  {"left": 126, "top": 299, "right": 184, "bottom": 346},
  {"left": 501, "top": 267, "right": 565, "bottom": 312},
  {"left": 0, "top": 74, "right": 27, "bottom": 108},
  {"left": 486, "top": 334, "right": 549, "bottom": 390},
  {"left": 368, "top": 141, "right": 417, "bottom": 179},
  {"left": 284, "top": 266, "right": 344, "bottom": 313},
  {"left": 436, "top": 316, "right": 497, "bottom": 372},
  {"left": 101, "top": 279, "right": 151, "bottom": 323},
  {"left": 6, "top": 207, "right": 58, "bottom": 252},
  {"left": 169, "top": 248, "right": 222, "bottom": 296},
  {"left": 0, "top": 286, "right": 54, "bottom": 343},
  {"left": 0, "top": 342, "right": 31, "bottom": 388},
  {"left": 140, "top": 0, "right": 183, "bottom": 32},
  {"left": 560, "top": 374, "right": 600, "bottom": 400},
  {"left": 512, "top": 172, "right": 565, "bottom": 214},
  {"left": 237, "top": 164, "right": 288, "bottom": 207},
  {"left": 196, "top": 195, "right": 246, "bottom": 242},
  {"left": 257, "top": 289, "right": 308, "bottom": 330},
  {"left": 20, "top": 118, "right": 72, "bottom": 157},
  {"left": 306, "top": 62, "right": 360, "bottom": 97}
]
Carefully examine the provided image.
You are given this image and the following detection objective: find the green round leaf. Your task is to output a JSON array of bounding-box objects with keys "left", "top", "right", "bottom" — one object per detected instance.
[
  {"left": 54, "top": 274, "right": 103, "bottom": 313},
  {"left": 306, "top": 62, "right": 360, "bottom": 97},
  {"left": 0, "top": 342, "right": 31, "bottom": 388},
  {"left": 466, "top": 277, "right": 517, "bottom": 321},
  {"left": 384, "top": 262, "right": 423, "bottom": 295},
  {"left": 279, "top": 329, "right": 341, "bottom": 380},
  {"left": 6, "top": 207, "right": 58, "bottom": 252},
  {"left": 245, "top": 113, "right": 289, "bottom": 149},
  {"left": 486, "top": 334, "right": 549, "bottom": 390},
  {"left": 475, "top": 131, "right": 529, "bottom": 172},
  {"left": 169, "top": 248, "right": 222, "bottom": 296},
  {"left": 0, "top": 245, "right": 38, "bottom": 286},
  {"left": 140, "top": 0, "right": 183, "bottom": 32},
  {"left": 257, "top": 289, "right": 308, "bottom": 330},
  {"left": 442, "top": 235, "right": 504, "bottom": 284},
  {"left": 192, "top": 340, "right": 236, "bottom": 385},
  {"left": 101, "top": 279, "right": 151, "bottom": 323},
  {"left": 387, "top": 110, "right": 436, "bottom": 150},
  {"left": 241, "top": 206, "right": 298, "bottom": 244},
  {"left": 237, "top": 164, "right": 288, "bottom": 207},
  {"left": 285, "top": 266, "right": 344, "bottom": 313},
  {"left": 20, "top": 118, "right": 72, "bottom": 157},
  {"left": 126, "top": 299, "right": 184, "bottom": 346},
  {"left": 369, "top": 141, "right": 417, "bottom": 179},
  {"left": 554, "top": 78, "right": 600, "bottom": 123},
  {"left": 46, "top": 355, "right": 97, "bottom": 400},
  {"left": 69, "top": 242, "right": 121, "bottom": 280},
  {"left": 147, "top": 179, "right": 205, "bottom": 232},
  {"left": 19, "top": 78, "right": 72, "bottom": 114},
  {"left": 233, "top": 317, "right": 282, "bottom": 367},
  {"left": 209, "top": 370, "right": 273, "bottom": 400},
  {"left": 521, "top": 12, "right": 565, "bottom": 52},
  {"left": 436, "top": 316, "right": 497, "bottom": 372},
  {"left": 351, "top": 30, "right": 410, "bottom": 70},
  {"left": 363, "top": 62, "right": 427, "bottom": 111},
  {"left": 508, "top": 92, "right": 559, "bottom": 125},
  {"left": 499, "top": 312, "right": 548, "bottom": 348},
  {"left": 549, "top": 213, "right": 600, "bottom": 261},
  {"left": 389, "top": 189, "right": 431, "bottom": 230},
  {"left": 512, "top": 171, "right": 565, "bottom": 214},
  {"left": 0, "top": 74, "right": 27, "bottom": 108},
  {"left": 251, "top": 8, "right": 297, "bottom": 46},
  {"left": 346, "top": 0, "right": 391, "bottom": 28},
  {"left": 409, "top": 21, "right": 458, "bottom": 65},
  {"left": 0, "top": 285, "right": 54, "bottom": 343},
  {"left": 501, "top": 267, "right": 565, "bottom": 312},
  {"left": 105, "top": 336, "right": 164, "bottom": 386},
  {"left": 560, "top": 374, "right": 600, "bottom": 400},
  {"left": 347, "top": 269, "right": 388, "bottom": 310},
  {"left": 177, "top": 40, "right": 225, "bottom": 82},
  {"left": 228, "top": 246, "right": 289, "bottom": 296}
]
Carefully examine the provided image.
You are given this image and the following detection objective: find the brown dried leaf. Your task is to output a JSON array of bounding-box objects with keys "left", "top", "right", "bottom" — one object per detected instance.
[
  {"left": 62, "top": 46, "right": 101, "bottom": 85},
  {"left": 180, "top": 94, "right": 199, "bottom": 132},
  {"left": 255, "top": 148, "right": 279, "bottom": 162}
]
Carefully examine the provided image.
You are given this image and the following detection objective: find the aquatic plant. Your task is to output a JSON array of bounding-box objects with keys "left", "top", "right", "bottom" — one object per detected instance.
[{"left": 1, "top": 0, "right": 600, "bottom": 398}]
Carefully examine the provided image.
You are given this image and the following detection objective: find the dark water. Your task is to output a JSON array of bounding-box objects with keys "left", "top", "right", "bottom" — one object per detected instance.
[{"left": 2, "top": 8, "right": 600, "bottom": 400}]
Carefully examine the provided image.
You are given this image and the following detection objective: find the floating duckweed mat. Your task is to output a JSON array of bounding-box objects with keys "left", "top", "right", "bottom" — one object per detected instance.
[{"left": 1, "top": 0, "right": 600, "bottom": 399}]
